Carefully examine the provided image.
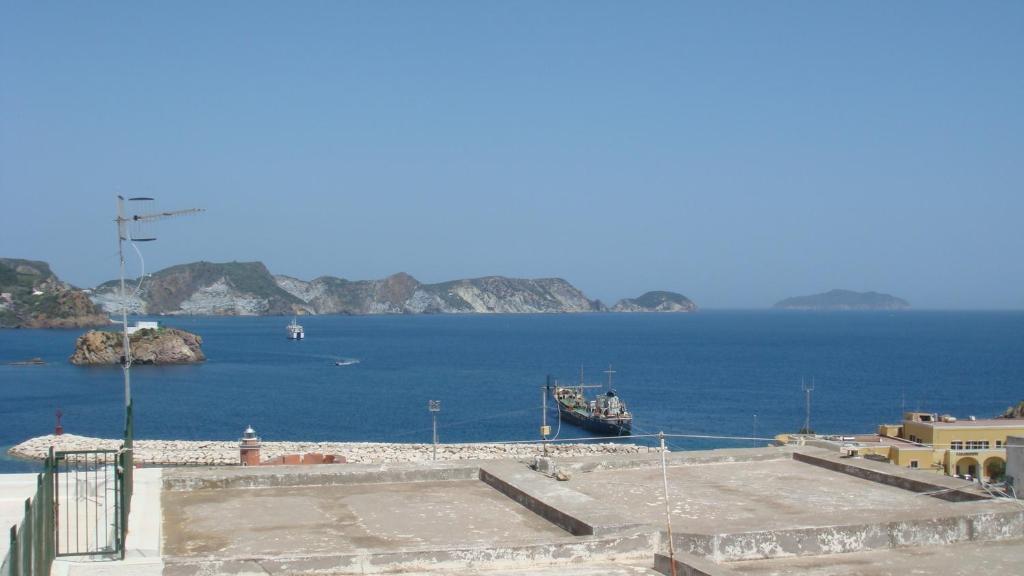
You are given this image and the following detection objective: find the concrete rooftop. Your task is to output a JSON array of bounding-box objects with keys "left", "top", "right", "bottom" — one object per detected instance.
[
  {"left": 162, "top": 480, "right": 571, "bottom": 558},
  {"left": 10, "top": 445, "right": 1022, "bottom": 576},
  {"left": 569, "top": 459, "right": 1008, "bottom": 533}
]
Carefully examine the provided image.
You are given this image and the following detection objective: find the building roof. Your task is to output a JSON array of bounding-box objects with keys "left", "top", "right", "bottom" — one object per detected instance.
[{"left": 912, "top": 418, "right": 1024, "bottom": 429}]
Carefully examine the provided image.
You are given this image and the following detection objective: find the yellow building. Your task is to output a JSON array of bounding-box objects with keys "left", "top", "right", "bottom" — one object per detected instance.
[{"left": 874, "top": 412, "right": 1024, "bottom": 481}]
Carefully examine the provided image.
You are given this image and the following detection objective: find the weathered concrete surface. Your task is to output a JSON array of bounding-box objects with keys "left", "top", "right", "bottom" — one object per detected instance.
[
  {"left": 557, "top": 446, "right": 795, "bottom": 475},
  {"left": 666, "top": 507, "right": 1023, "bottom": 562},
  {"left": 568, "top": 459, "right": 1009, "bottom": 534},
  {"left": 722, "top": 538, "right": 1024, "bottom": 575},
  {"left": 37, "top": 445, "right": 1024, "bottom": 575},
  {"left": 163, "top": 480, "right": 570, "bottom": 558},
  {"left": 162, "top": 531, "right": 660, "bottom": 575},
  {"left": 379, "top": 563, "right": 662, "bottom": 575},
  {"left": 162, "top": 460, "right": 481, "bottom": 491},
  {"left": 476, "top": 447, "right": 796, "bottom": 537},
  {"left": 0, "top": 473, "right": 38, "bottom": 572},
  {"left": 793, "top": 449, "right": 990, "bottom": 501}
]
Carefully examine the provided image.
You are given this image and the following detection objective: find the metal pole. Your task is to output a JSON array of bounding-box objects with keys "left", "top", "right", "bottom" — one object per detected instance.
[
  {"left": 542, "top": 381, "right": 548, "bottom": 456},
  {"left": 117, "top": 197, "right": 132, "bottom": 414},
  {"left": 659, "top": 432, "right": 677, "bottom": 576},
  {"left": 428, "top": 400, "right": 440, "bottom": 461},
  {"left": 753, "top": 414, "right": 758, "bottom": 447}
]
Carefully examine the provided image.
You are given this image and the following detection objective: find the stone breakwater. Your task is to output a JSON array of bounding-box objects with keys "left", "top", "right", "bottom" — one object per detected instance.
[{"left": 9, "top": 434, "right": 646, "bottom": 466}]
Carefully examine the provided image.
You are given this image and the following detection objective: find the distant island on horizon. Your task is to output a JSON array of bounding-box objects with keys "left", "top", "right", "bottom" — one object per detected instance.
[
  {"left": 774, "top": 289, "right": 910, "bottom": 311},
  {"left": 1, "top": 257, "right": 697, "bottom": 326}
]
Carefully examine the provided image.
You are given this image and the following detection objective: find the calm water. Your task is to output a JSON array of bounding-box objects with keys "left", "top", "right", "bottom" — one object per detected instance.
[{"left": 2, "top": 311, "right": 1023, "bottom": 473}]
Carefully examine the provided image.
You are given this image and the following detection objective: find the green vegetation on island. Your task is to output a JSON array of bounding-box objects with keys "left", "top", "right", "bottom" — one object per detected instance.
[
  {"left": 0, "top": 258, "right": 108, "bottom": 328},
  {"left": 611, "top": 291, "right": 696, "bottom": 312},
  {"left": 774, "top": 289, "right": 910, "bottom": 311}
]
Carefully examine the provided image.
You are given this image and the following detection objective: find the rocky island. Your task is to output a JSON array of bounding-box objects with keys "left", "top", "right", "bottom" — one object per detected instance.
[
  {"left": 611, "top": 291, "right": 696, "bottom": 312},
  {"left": 774, "top": 289, "right": 910, "bottom": 311},
  {"left": 89, "top": 260, "right": 697, "bottom": 316},
  {"left": 0, "top": 258, "right": 109, "bottom": 328},
  {"left": 69, "top": 326, "right": 205, "bottom": 365}
]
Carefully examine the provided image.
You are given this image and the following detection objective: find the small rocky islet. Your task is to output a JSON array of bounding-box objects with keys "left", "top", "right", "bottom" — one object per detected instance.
[{"left": 69, "top": 327, "right": 205, "bottom": 365}]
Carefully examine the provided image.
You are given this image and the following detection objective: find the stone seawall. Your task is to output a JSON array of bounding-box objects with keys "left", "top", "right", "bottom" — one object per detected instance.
[{"left": 8, "top": 434, "right": 646, "bottom": 466}]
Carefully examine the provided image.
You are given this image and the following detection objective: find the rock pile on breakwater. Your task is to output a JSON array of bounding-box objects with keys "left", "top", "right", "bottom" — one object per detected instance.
[{"left": 8, "top": 434, "right": 646, "bottom": 466}]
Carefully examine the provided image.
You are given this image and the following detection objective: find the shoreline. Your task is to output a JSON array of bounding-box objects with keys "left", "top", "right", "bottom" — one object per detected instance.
[{"left": 8, "top": 434, "right": 646, "bottom": 466}]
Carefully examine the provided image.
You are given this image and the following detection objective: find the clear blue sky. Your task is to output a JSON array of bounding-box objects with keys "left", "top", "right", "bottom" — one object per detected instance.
[{"left": 2, "top": 2, "right": 1022, "bottom": 308}]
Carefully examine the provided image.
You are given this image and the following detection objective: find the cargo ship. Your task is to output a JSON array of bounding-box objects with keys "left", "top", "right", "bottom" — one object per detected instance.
[{"left": 547, "top": 366, "right": 632, "bottom": 436}]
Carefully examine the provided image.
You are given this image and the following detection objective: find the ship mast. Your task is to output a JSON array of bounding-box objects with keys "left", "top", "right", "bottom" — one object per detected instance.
[{"left": 603, "top": 364, "right": 616, "bottom": 389}]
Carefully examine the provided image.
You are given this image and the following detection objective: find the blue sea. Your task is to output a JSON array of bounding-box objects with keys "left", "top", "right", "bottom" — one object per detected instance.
[{"left": 2, "top": 311, "right": 1023, "bottom": 473}]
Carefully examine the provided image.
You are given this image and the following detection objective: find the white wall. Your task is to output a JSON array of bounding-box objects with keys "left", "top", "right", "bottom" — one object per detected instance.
[{"left": 1007, "top": 436, "right": 1024, "bottom": 498}]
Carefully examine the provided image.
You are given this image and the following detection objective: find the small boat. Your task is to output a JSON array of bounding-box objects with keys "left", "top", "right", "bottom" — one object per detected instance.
[
  {"left": 286, "top": 317, "right": 304, "bottom": 340},
  {"left": 334, "top": 358, "right": 359, "bottom": 366},
  {"left": 548, "top": 365, "right": 632, "bottom": 436}
]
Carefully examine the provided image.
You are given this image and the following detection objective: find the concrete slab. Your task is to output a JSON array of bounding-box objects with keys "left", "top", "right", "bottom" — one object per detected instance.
[
  {"left": 723, "top": 539, "right": 1024, "bottom": 575},
  {"left": 0, "top": 473, "right": 39, "bottom": 568},
  {"left": 162, "top": 480, "right": 571, "bottom": 559},
  {"left": 568, "top": 459, "right": 1008, "bottom": 534},
  {"left": 394, "top": 562, "right": 662, "bottom": 575}
]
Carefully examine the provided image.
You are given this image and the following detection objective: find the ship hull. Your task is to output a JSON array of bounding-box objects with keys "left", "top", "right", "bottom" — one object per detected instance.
[{"left": 555, "top": 402, "right": 632, "bottom": 436}]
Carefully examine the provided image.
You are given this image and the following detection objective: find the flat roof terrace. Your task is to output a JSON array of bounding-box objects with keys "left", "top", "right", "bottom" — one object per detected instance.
[
  {"left": 141, "top": 447, "right": 1023, "bottom": 576},
  {"left": 568, "top": 458, "right": 1008, "bottom": 534},
  {"left": 162, "top": 479, "right": 571, "bottom": 559}
]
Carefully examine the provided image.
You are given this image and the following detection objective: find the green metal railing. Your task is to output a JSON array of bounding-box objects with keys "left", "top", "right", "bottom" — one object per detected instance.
[
  {"left": 53, "top": 450, "right": 120, "bottom": 558},
  {"left": 2, "top": 400, "right": 135, "bottom": 575},
  {"left": 2, "top": 449, "right": 55, "bottom": 576}
]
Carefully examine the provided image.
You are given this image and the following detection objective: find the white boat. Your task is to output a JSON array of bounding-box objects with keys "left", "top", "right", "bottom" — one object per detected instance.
[{"left": 287, "top": 317, "right": 304, "bottom": 340}]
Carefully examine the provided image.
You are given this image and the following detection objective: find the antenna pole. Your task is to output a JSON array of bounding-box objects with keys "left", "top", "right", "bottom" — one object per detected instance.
[
  {"left": 801, "top": 378, "right": 815, "bottom": 434},
  {"left": 753, "top": 414, "right": 758, "bottom": 447},
  {"left": 114, "top": 195, "right": 202, "bottom": 453},
  {"left": 116, "top": 197, "right": 132, "bottom": 410},
  {"left": 542, "top": 377, "right": 549, "bottom": 456},
  {"left": 659, "top": 431, "right": 677, "bottom": 576}
]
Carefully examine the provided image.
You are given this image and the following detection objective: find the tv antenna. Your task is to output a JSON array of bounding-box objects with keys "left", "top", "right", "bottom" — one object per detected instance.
[
  {"left": 801, "top": 377, "right": 815, "bottom": 434},
  {"left": 114, "top": 196, "right": 202, "bottom": 412}
]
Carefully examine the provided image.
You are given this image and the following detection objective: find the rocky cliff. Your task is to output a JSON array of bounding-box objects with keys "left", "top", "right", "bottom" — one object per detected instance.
[
  {"left": 774, "top": 289, "right": 910, "bottom": 311},
  {"left": 69, "top": 327, "right": 205, "bottom": 365},
  {"left": 0, "top": 258, "right": 109, "bottom": 328},
  {"left": 275, "top": 273, "right": 603, "bottom": 314},
  {"left": 92, "top": 261, "right": 307, "bottom": 316},
  {"left": 611, "top": 291, "right": 696, "bottom": 312},
  {"left": 91, "top": 260, "right": 694, "bottom": 316}
]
